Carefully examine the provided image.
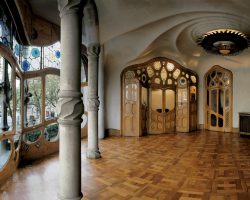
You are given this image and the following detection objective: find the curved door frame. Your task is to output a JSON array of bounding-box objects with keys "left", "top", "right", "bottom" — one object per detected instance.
[{"left": 204, "top": 65, "right": 233, "bottom": 132}]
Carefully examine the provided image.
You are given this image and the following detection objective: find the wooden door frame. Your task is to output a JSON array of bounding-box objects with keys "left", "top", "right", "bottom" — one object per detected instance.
[{"left": 204, "top": 65, "right": 233, "bottom": 132}]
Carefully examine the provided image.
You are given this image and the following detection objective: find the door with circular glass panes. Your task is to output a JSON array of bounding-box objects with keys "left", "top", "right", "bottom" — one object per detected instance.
[
  {"left": 205, "top": 66, "right": 232, "bottom": 132},
  {"left": 122, "top": 58, "right": 198, "bottom": 136}
]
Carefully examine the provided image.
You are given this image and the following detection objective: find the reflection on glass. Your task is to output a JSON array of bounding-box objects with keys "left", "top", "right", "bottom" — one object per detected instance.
[
  {"left": 151, "top": 89, "right": 162, "bottom": 113},
  {"left": 218, "top": 118, "right": 223, "bottom": 127},
  {"left": 0, "top": 59, "right": 13, "bottom": 132},
  {"left": 211, "top": 89, "right": 217, "bottom": 112},
  {"left": 44, "top": 123, "right": 59, "bottom": 141},
  {"left": 25, "top": 77, "right": 42, "bottom": 127},
  {"left": 45, "top": 75, "right": 59, "bottom": 120},
  {"left": 24, "top": 130, "right": 41, "bottom": 143},
  {"left": 211, "top": 114, "right": 217, "bottom": 127},
  {"left": 16, "top": 76, "right": 21, "bottom": 131},
  {"left": 218, "top": 89, "right": 224, "bottom": 115},
  {"left": 0, "top": 139, "right": 11, "bottom": 169},
  {"left": 164, "top": 90, "right": 175, "bottom": 112}
]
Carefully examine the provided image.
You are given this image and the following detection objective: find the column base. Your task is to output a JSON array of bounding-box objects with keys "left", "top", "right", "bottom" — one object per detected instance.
[
  {"left": 86, "top": 149, "right": 101, "bottom": 159},
  {"left": 58, "top": 193, "right": 83, "bottom": 200}
]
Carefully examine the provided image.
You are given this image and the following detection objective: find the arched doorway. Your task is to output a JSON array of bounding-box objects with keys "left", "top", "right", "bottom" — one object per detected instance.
[
  {"left": 204, "top": 66, "right": 233, "bottom": 132},
  {"left": 121, "top": 58, "right": 198, "bottom": 136}
]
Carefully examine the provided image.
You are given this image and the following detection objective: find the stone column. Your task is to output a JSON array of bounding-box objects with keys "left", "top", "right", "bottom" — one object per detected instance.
[
  {"left": 84, "top": 0, "right": 101, "bottom": 159},
  {"left": 98, "top": 45, "right": 105, "bottom": 139},
  {"left": 57, "top": 1, "right": 84, "bottom": 199},
  {"left": 86, "top": 43, "right": 101, "bottom": 158}
]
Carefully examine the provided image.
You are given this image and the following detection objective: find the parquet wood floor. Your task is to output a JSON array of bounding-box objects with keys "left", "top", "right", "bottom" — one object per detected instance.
[{"left": 1, "top": 130, "right": 250, "bottom": 200}]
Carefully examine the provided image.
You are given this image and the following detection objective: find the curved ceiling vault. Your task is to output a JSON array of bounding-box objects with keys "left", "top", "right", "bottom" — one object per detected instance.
[{"left": 27, "top": 0, "right": 250, "bottom": 69}]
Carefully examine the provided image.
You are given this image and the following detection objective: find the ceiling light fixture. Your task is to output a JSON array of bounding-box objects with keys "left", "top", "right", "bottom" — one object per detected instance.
[{"left": 197, "top": 29, "right": 250, "bottom": 56}]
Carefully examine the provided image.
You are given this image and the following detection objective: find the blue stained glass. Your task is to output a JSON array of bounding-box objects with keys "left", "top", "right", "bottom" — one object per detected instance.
[
  {"left": 0, "top": 7, "right": 11, "bottom": 48},
  {"left": 2, "top": 37, "right": 7, "bottom": 45},
  {"left": 55, "top": 50, "right": 60, "bottom": 59},
  {"left": 14, "top": 44, "right": 20, "bottom": 56},
  {"left": 22, "top": 60, "right": 30, "bottom": 72},
  {"left": 44, "top": 42, "right": 61, "bottom": 69},
  {"left": 31, "top": 48, "right": 40, "bottom": 58}
]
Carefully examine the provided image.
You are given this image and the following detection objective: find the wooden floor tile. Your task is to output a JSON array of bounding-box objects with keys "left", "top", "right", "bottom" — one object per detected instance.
[{"left": 1, "top": 131, "right": 250, "bottom": 200}]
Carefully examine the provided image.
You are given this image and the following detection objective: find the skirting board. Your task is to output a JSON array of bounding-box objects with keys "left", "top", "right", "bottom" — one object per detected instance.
[{"left": 105, "top": 129, "right": 121, "bottom": 137}]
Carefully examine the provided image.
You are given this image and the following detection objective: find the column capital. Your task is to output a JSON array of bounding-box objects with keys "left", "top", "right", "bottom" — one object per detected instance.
[
  {"left": 87, "top": 43, "right": 100, "bottom": 57},
  {"left": 58, "top": 0, "right": 85, "bottom": 17},
  {"left": 56, "top": 90, "right": 84, "bottom": 126}
]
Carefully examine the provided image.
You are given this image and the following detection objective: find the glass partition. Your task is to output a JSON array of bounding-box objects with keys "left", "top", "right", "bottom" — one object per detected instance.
[
  {"left": 24, "top": 77, "right": 42, "bottom": 127},
  {"left": 0, "top": 57, "right": 13, "bottom": 132},
  {"left": 164, "top": 89, "right": 175, "bottom": 112},
  {"left": 151, "top": 89, "right": 162, "bottom": 113},
  {"left": 0, "top": 139, "right": 11, "bottom": 169},
  {"left": 45, "top": 75, "right": 59, "bottom": 120}
]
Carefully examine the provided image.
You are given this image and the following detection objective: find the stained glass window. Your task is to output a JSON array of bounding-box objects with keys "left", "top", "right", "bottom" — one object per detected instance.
[
  {"left": 191, "top": 75, "right": 196, "bottom": 83},
  {"left": 21, "top": 46, "right": 41, "bottom": 71},
  {"left": 166, "top": 62, "right": 174, "bottom": 71},
  {"left": 173, "top": 69, "right": 181, "bottom": 79},
  {"left": 44, "top": 42, "right": 61, "bottom": 69},
  {"left": 0, "top": 7, "right": 11, "bottom": 48},
  {"left": 160, "top": 67, "right": 167, "bottom": 85},
  {"left": 13, "top": 37, "right": 20, "bottom": 64},
  {"left": 147, "top": 66, "right": 154, "bottom": 78},
  {"left": 153, "top": 61, "right": 161, "bottom": 70}
]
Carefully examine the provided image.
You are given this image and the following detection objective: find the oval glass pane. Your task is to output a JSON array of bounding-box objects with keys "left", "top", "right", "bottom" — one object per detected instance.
[
  {"left": 44, "top": 123, "right": 59, "bottom": 142},
  {"left": 24, "top": 130, "right": 41, "bottom": 143},
  {"left": 211, "top": 114, "right": 217, "bottom": 127}
]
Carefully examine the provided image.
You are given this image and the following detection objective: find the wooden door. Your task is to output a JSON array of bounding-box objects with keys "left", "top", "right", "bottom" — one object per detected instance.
[
  {"left": 189, "top": 86, "right": 197, "bottom": 131},
  {"left": 176, "top": 77, "right": 189, "bottom": 132},
  {"left": 149, "top": 89, "right": 164, "bottom": 134},
  {"left": 122, "top": 79, "right": 140, "bottom": 136},
  {"left": 205, "top": 67, "right": 232, "bottom": 132},
  {"left": 164, "top": 89, "right": 175, "bottom": 132}
]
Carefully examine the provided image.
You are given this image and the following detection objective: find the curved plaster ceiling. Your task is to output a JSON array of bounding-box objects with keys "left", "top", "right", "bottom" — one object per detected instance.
[{"left": 28, "top": 0, "right": 250, "bottom": 69}]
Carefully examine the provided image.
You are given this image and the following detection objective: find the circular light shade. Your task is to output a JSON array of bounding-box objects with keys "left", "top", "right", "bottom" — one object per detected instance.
[{"left": 197, "top": 29, "right": 250, "bottom": 55}]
